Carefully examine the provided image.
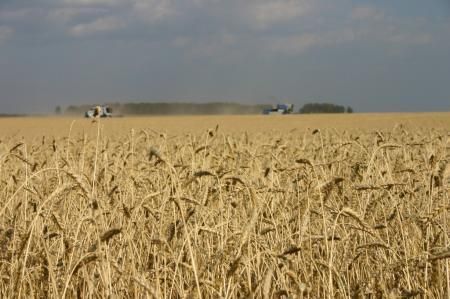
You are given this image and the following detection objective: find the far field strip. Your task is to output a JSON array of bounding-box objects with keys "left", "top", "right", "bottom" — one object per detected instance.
[{"left": 0, "top": 113, "right": 449, "bottom": 140}]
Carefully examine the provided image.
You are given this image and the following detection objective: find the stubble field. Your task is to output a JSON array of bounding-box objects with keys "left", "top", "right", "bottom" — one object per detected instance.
[{"left": 0, "top": 113, "right": 449, "bottom": 298}]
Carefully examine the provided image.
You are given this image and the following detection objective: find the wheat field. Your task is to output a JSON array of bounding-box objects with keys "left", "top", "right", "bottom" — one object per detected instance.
[{"left": 0, "top": 113, "right": 449, "bottom": 298}]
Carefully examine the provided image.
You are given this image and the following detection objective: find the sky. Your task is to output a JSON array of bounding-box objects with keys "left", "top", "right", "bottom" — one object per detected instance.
[{"left": 0, "top": 0, "right": 449, "bottom": 114}]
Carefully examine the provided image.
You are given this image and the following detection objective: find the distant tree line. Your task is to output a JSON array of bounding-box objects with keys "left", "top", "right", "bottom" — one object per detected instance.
[
  {"left": 0, "top": 114, "right": 26, "bottom": 117},
  {"left": 63, "top": 101, "right": 354, "bottom": 116},
  {"left": 64, "top": 102, "right": 272, "bottom": 116},
  {"left": 299, "top": 103, "right": 353, "bottom": 114}
]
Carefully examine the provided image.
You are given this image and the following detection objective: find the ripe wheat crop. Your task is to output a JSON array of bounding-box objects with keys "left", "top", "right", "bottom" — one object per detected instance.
[{"left": 0, "top": 114, "right": 449, "bottom": 298}]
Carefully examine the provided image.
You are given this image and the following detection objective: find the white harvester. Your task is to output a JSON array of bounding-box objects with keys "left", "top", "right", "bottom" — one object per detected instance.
[{"left": 85, "top": 105, "right": 112, "bottom": 118}]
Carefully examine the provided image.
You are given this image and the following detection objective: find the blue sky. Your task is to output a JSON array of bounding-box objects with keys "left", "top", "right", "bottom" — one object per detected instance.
[{"left": 0, "top": 0, "right": 449, "bottom": 113}]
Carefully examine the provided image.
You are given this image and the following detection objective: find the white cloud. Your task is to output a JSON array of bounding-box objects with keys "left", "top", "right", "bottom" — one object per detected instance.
[
  {"left": 387, "top": 32, "right": 432, "bottom": 45},
  {"left": 0, "top": 0, "right": 443, "bottom": 53},
  {"left": 0, "top": 8, "right": 36, "bottom": 20},
  {"left": 245, "top": 0, "right": 316, "bottom": 29},
  {"left": 62, "top": 0, "right": 122, "bottom": 5},
  {"left": 173, "top": 32, "right": 237, "bottom": 57},
  {"left": 349, "top": 18, "right": 434, "bottom": 46},
  {"left": 132, "top": 0, "right": 177, "bottom": 23},
  {"left": 47, "top": 7, "right": 107, "bottom": 22},
  {"left": 69, "top": 16, "right": 126, "bottom": 36},
  {"left": 352, "top": 6, "right": 384, "bottom": 21},
  {"left": 198, "top": 33, "right": 237, "bottom": 56},
  {"left": 0, "top": 26, "right": 14, "bottom": 44},
  {"left": 268, "top": 29, "right": 355, "bottom": 54},
  {"left": 270, "top": 34, "right": 322, "bottom": 53},
  {"left": 172, "top": 36, "right": 191, "bottom": 47},
  {"left": 348, "top": 6, "right": 437, "bottom": 46}
]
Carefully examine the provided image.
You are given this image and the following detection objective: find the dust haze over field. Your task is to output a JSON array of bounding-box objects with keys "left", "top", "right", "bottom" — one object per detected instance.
[{"left": 0, "top": 114, "right": 449, "bottom": 298}]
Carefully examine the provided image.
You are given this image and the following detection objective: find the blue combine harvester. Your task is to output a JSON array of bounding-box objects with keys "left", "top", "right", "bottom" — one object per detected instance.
[{"left": 263, "top": 104, "right": 294, "bottom": 115}]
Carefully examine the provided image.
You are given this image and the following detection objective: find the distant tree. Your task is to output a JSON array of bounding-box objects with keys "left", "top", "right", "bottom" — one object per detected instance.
[
  {"left": 346, "top": 106, "right": 353, "bottom": 113},
  {"left": 55, "top": 106, "right": 62, "bottom": 115},
  {"left": 299, "top": 103, "right": 347, "bottom": 114}
]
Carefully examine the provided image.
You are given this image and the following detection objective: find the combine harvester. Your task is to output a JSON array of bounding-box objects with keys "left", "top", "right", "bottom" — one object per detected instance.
[
  {"left": 85, "top": 105, "right": 113, "bottom": 118},
  {"left": 263, "top": 103, "right": 294, "bottom": 115}
]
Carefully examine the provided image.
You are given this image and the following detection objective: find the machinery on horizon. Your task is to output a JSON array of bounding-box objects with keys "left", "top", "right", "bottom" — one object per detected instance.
[
  {"left": 85, "top": 105, "right": 113, "bottom": 118},
  {"left": 263, "top": 103, "right": 294, "bottom": 115}
]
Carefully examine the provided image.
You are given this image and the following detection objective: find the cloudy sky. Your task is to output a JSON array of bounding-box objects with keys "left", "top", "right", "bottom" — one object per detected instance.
[{"left": 0, "top": 0, "right": 449, "bottom": 113}]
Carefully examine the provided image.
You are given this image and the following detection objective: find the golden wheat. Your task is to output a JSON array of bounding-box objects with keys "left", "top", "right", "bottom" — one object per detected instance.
[{"left": 0, "top": 114, "right": 448, "bottom": 298}]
